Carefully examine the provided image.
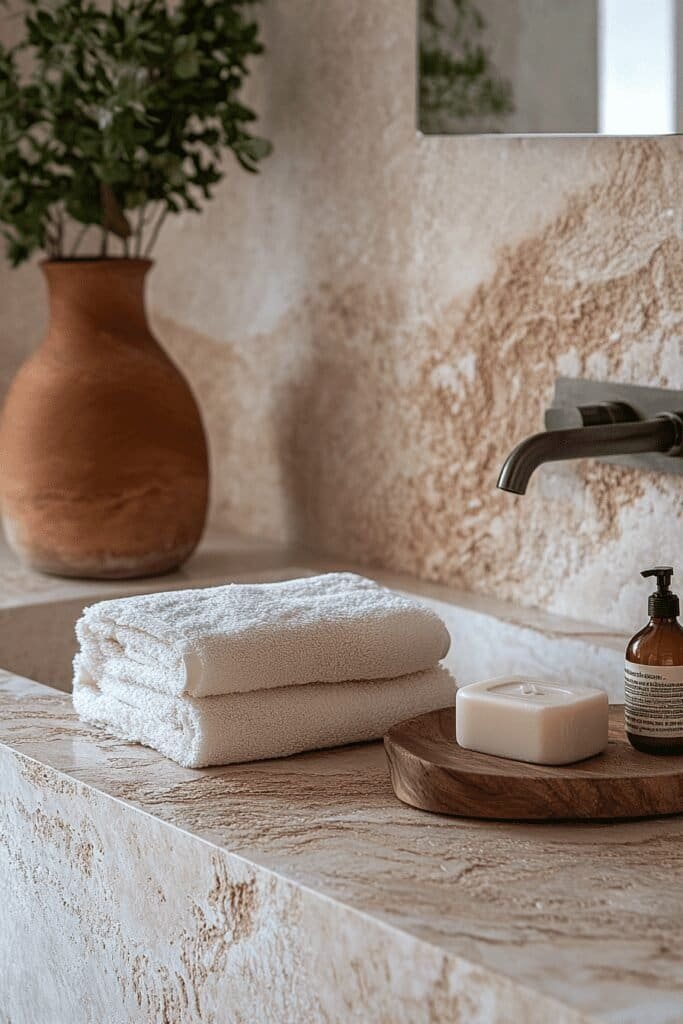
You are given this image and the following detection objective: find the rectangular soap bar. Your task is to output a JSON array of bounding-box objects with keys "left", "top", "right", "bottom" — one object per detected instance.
[{"left": 455, "top": 677, "right": 609, "bottom": 766}]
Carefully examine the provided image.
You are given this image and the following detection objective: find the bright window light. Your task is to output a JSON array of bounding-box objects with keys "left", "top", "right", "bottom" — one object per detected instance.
[{"left": 598, "top": 0, "right": 676, "bottom": 134}]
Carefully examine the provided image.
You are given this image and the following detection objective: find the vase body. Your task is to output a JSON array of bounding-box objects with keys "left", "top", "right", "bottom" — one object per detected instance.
[{"left": 0, "top": 259, "right": 209, "bottom": 579}]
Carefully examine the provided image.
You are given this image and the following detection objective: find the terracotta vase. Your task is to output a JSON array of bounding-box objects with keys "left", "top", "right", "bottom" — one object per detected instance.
[{"left": 0, "top": 259, "right": 209, "bottom": 579}]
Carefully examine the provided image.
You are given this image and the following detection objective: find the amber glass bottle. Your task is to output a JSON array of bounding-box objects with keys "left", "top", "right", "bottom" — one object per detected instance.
[{"left": 625, "top": 567, "right": 683, "bottom": 755}]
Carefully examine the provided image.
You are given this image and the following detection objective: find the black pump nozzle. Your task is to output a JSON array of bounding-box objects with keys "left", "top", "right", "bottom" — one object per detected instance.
[
  {"left": 642, "top": 566, "right": 674, "bottom": 590},
  {"left": 642, "top": 566, "right": 679, "bottom": 618}
]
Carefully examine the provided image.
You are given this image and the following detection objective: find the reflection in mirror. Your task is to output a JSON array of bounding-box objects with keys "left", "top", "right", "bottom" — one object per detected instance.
[{"left": 418, "top": 0, "right": 681, "bottom": 135}]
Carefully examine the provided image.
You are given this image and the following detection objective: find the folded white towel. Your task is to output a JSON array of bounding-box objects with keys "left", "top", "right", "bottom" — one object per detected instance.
[
  {"left": 72, "top": 661, "right": 455, "bottom": 768},
  {"left": 75, "top": 573, "right": 450, "bottom": 698}
]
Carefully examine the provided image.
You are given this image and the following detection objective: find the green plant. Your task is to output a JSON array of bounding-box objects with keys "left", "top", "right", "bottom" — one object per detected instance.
[
  {"left": 419, "top": 0, "right": 514, "bottom": 134},
  {"left": 0, "top": 0, "right": 272, "bottom": 265}
]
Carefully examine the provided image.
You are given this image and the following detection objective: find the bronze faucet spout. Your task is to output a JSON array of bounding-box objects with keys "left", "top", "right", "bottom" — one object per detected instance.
[{"left": 497, "top": 416, "right": 682, "bottom": 495}]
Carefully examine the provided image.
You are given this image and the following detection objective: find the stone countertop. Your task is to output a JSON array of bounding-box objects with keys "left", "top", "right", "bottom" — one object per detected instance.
[
  {"left": 0, "top": 529, "right": 305, "bottom": 610},
  {"left": 0, "top": 531, "right": 664, "bottom": 1023},
  {"left": 3, "top": 671, "right": 683, "bottom": 1024}
]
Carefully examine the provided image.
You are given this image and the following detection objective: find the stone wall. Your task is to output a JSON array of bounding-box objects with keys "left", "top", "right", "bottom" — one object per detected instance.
[{"left": 2, "top": 0, "right": 682, "bottom": 630}]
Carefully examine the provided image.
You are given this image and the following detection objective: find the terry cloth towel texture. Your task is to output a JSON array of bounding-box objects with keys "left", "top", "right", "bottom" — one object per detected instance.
[
  {"left": 72, "top": 661, "right": 456, "bottom": 768},
  {"left": 74, "top": 573, "right": 451, "bottom": 698}
]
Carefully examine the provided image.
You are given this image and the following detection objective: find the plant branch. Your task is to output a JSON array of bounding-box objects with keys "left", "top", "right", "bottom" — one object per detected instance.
[
  {"left": 134, "top": 203, "right": 147, "bottom": 258},
  {"left": 69, "top": 224, "right": 88, "bottom": 257},
  {"left": 53, "top": 208, "right": 63, "bottom": 258},
  {"left": 0, "top": 0, "right": 271, "bottom": 266},
  {"left": 143, "top": 204, "right": 168, "bottom": 257},
  {"left": 43, "top": 214, "right": 60, "bottom": 259}
]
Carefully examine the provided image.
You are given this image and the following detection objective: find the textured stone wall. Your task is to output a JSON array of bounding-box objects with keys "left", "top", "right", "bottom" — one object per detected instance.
[{"left": 2, "top": 0, "right": 682, "bottom": 630}]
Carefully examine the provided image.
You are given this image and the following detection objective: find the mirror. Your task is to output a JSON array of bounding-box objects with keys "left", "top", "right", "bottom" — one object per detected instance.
[{"left": 418, "top": 0, "right": 682, "bottom": 135}]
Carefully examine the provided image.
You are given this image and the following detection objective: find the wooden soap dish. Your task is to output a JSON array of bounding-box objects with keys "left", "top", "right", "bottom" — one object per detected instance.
[{"left": 384, "top": 705, "right": 683, "bottom": 821}]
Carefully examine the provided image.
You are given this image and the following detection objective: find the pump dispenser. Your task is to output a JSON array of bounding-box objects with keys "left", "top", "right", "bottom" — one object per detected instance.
[
  {"left": 643, "top": 567, "right": 680, "bottom": 618},
  {"left": 625, "top": 566, "right": 683, "bottom": 754}
]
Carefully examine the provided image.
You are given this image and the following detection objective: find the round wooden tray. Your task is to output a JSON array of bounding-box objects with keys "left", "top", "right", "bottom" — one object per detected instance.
[{"left": 384, "top": 705, "right": 683, "bottom": 821}]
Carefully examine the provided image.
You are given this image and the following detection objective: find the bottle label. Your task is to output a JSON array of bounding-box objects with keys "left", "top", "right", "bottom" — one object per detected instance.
[{"left": 624, "top": 661, "right": 683, "bottom": 738}]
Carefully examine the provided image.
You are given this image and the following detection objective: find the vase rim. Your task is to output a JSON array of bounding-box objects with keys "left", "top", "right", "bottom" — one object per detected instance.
[{"left": 41, "top": 257, "right": 153, "bottom": 267}]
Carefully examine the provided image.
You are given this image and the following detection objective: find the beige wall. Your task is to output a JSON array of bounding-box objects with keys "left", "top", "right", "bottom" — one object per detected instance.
[{"left": 2, "top": 0, "right": 683, "bottom": 632}]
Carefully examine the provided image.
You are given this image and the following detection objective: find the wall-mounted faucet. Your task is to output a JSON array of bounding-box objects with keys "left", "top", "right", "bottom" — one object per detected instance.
[{"left": 497, "top": 378, "right": 683, "bottom": 496}]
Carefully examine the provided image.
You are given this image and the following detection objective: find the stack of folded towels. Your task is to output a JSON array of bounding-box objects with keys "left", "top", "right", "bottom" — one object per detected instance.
[{"left": 72, "top": 572, "right": 453, "bottom": 768}]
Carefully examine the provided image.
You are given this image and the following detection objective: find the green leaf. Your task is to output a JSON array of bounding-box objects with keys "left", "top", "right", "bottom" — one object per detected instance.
[
  {"left": 237, "top": 136, "right": 272, "bottom": 161},
  {"left": 173, "top": 50, "right": 200, "bottom": 79}
]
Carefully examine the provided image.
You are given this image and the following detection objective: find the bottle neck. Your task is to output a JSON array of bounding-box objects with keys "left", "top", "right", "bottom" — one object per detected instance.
[{"left": 649, "top": 615, "right": 682, "bottom": 626}]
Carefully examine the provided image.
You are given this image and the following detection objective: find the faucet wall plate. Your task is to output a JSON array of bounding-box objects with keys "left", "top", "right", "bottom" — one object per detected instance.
[{"left": 547, "top": 378, "right": 683, "bottom": 477}]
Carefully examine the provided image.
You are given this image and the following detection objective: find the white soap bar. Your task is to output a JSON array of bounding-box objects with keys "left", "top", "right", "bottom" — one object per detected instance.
[{"left": 455, "top": 677, "right": 609, "bottom": 766}]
